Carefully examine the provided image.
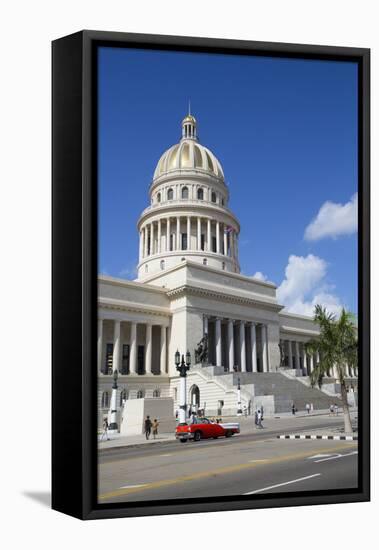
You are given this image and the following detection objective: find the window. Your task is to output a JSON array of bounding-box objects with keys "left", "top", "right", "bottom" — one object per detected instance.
[
  {"left": 120, "top": 389, "right": 128, "bottom": 406},
  {"left": 104, "top": 343, "right": 113, "bottom": 374},
  {"left": 211, "top": 191, "right": 217, "bottom": 203},
  {"left": 101, "top": 391, "right": 109, "bottom": 408},
  {"left": 153, "top": 389, "right": 161, "bottom": 398},
  {"left": 197, "top": 188, "right": 204, "bottom": 200},
  {"left": 160, "top": 260, "right": 165, "bottom": 270},
  {"left": 169, "top": 234, "right": 174, "bottom": 251},
  {"left": 182, "top": 233, "right": 187, "bottom": 250},
  {"left": 222, "top": 262, "right": 225, "bottom": 270},
  {"left": 212, "top": 236, "right": 217, "bottom": 252},
  {"left": 167, "top": 188, "right": 174, "bottom": 200},
  {"left": 201, "top": 234, "right": 205, "bottom": 251},
  {"left": 203, "top": 258, "right": 207, "bottom": 266},
  {"left": 137, "top": 389, "right": 144, "bottom": 399},
  {"left": 221, "top": 198, "right": 225, "bottom": 206},
  {"left": 121, "top": 344, "right": 130, "bottom": 374},
  {"left": 181, "top": 257, "right": 185, "bottom": 261},
  {"left": 157, "top": 192, "right": 161, "bottom": 203},
  {"left": 181, "top": 186, "right": 189, "bottom": 199}
]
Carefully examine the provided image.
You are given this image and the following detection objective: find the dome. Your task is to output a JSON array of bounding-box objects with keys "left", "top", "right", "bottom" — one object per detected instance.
[
  {"left": 153, "top": 140, "right": 225, "bottom": 180},
  {"left": 153, "top": 113, "right": 225, "bottom": 180}
]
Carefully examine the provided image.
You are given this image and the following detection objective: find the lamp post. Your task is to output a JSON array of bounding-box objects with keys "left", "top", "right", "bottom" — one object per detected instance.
[
  {"left": 175, "top": 350, "right": 191, "bottom": 425},
  {"left": 237, "top": 376, "right": 242, "bottom": 416},
  {"left": 108, "top": 369, "right": 119, "bottom": 433}
]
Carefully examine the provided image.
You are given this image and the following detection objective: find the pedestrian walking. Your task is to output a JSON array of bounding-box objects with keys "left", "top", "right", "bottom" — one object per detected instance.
[
  {"left": 329, "top": 404, "right": 334, "bottom": 416},
  {"left": 261, "top": 405, "right": 264, "bottom": 420},
  {"left": 256, "top": 409, "right": 263, "bottom": 429},
  {"left": 291, "top": 403, "right": 296, "bottom": 415},
  {"left": 100, "top": 417, "right": 109, "bottom": 441},
  {"left": 144, "top": 415, "right": 152, "bottom": 440},
  {"left": 306, "top": 403, "right": 310, "bottom": 414},
  {"left": 152, "top": 418, "right": 159, "bottom": 439},
  {"left": 334, "top": 403, "right": 339, "bottom": 416}
]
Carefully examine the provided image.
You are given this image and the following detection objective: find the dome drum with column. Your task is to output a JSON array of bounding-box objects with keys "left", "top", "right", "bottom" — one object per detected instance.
[{"left": 136, "top": 113, "right": 241, "bottom": 279}]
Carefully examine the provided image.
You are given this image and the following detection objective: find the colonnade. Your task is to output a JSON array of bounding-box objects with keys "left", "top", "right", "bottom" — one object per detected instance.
[
  {"left": 204, "top": 316, "right": 269, "bottom": 373},
  {"left": 139, "top": 217, "right": 238, "bottom": 260},
  {"left": 97, "top": 319, "right": 168, "bottom": 376},
  {"left": 280, "top": 339, "right": 358, "bottom": 378}
]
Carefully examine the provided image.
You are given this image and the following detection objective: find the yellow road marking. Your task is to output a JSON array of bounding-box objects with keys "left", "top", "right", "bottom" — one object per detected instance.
[{"left": 98, "top": 442, "right": 356, "bottom": 501}]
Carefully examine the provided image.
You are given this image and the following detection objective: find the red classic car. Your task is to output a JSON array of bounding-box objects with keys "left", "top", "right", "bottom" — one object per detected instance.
[{"left": 176, "top": 417, "right": 240, "bottom": 442}]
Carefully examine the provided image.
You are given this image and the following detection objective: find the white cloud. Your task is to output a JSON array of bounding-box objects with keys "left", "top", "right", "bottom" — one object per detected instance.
[
  {"left": 304, "top": 193, "right": 358, "bottom": 241},
  {"left": 277, "top": 254, "right": 343, "bottom": 316},
  {"left": 252, "top": 271, "right": 268, "bottom": 282}
]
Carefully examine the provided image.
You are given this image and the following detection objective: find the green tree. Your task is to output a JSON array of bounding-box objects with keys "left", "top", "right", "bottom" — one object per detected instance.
[{"left": 305, "top": 305, "right": 358, "bottom": 433}]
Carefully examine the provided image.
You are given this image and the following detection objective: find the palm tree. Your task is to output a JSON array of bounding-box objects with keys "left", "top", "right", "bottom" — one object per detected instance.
[{"left": 305, "top": 305, "right": 358, "bottom": 433}]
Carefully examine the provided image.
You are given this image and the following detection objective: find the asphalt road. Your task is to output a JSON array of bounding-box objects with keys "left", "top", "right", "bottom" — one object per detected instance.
[{"left": 98, "top": 420, "right": 358, "bottom": 503}]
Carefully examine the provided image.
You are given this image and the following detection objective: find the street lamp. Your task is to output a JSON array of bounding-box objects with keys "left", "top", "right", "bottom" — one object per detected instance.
[
  {"left": 237, "top": 376, "right": 242, "bottom": 416},
  {"left": 108, "top": 369, "right": 119, "bottom": 432},
  {"left": 176, "top": 350, "right": 191, "bottom": 425}
]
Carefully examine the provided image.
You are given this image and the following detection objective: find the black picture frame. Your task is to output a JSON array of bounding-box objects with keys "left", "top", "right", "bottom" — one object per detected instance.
[{"left": 52, "top": 30, "right": 370, "bottom": 520}]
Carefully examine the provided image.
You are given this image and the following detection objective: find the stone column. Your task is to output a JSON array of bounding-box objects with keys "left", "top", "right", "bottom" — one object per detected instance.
[
  {"left": 223, "top": 226, "right": 227, "bottom": 255},
  {"left": 215, "top": 221, "right": 220, "bottom": 254},
  {"left": 207, "top": 218, "right": 211, "bottom": 252},
  {"left": 295, "top": 341, "right": 300, "bottom": 370},
  {"left": 302, "top": 345, "right": 308, "bottom": 376},
  {"left": 160, "top": 325, "right": 167, "bottom": 374},
  {"left": 176, "top": 217, "right": 180, "bottom": 250},
  {"left": 230, "top": 231, "right": 235, "bottom": 259},
  {"left": 129, "top": 322, "right": 137, "bottom": 374},
  {"left": 262, "top": 325, "right": 268, "bottom": 372},
  {"left": 215, "top": 318, "right": 222, "bottom": 367},
  {"left": 187, "top": 216, "right": 191, "bottom": 251},
  {"left": 145, "top": 323, "right": 152, "bottom": 374},
  {"left": 167, "top": 218, "right": 171, "bottom": 251},
  {"left": 228, "top": 319, "right": 234, "bottom": 372},
  {"left": 97, "top": 318, "right": 103, "bottom": 374},
  {"left": 204, "top": 315, "right": 209, "bottom": 335},
  {"left": 112, "top": 320, "right": 121, "bottom": 373},
  {"left": 139, "top": 230, "right": 143, "bottom": 261},
  {"left": 250, "top": 323, "right": 257, "bottom": 373},
  {"left": 157, "top": 219, "right": 161, "bottom": 254},
  {"left": 240, "top": 321, "right": 246, "bottom": 372},
  {"left": 144, "top": 226, "right": 148, "bottom": 257},
  {"left": 197, "top": 217, "right": 201, "bottom": 250},
  {"left": 309, "top": 353, "right": 314, "bottom": 373},
  {"left": 150, "top": 222, "right": 155, "bottom": 255},
  {"left": 287, "top": 340, "right": 293, "bottom": 368},
  {"left": 345, "top": 364, "right": 351, "bottom": 378}
]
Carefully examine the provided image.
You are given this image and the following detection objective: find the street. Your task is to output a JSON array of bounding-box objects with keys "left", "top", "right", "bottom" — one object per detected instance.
[{"left": 98, "top": 416, "right": 358, "bottom": 503}]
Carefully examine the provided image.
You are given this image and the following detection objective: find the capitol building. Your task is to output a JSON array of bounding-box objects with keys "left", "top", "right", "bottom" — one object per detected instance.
[{"left": 98, "top": 113, "right": 358, "bottom": 427}]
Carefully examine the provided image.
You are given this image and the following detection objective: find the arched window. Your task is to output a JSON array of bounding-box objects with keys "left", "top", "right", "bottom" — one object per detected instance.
[
  {"left": 119, "top": 389, "right": 128, "bottom": 406},
  {"left": 167, "top": 188, "right": 174, "bottom": 200},
  {"left": 137, "top": 389, "right": 144, "bottom": 399},
  {"left": 181, "top": 186, "right": 189, "bottom": 199},
  {"left": 211, "top": 191, "right": 217, "bottom": 203},
  {"left": 101, "top": 391, "right": 109, "bottom": 409},
  {"left": 153, "top": 389, "right": 161, "bottom": 398},
  {"left": 221, "top": 198, "right": 225, "bottom": 206},
  {"left": 197, "top": 188, "right": 204, "bottom": 200},
  {"left": 160, "top": 260, "right": 165, "bottom": 270},
  {"left": 157, "top": 192, "right": 161, "bottom": 203},
  {"left": 203, "top": 258, "right": 207, "bottom": 266}
]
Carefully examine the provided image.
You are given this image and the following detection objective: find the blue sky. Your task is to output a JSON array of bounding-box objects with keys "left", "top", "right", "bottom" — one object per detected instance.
[{"left": 98, "top": 47, "right": 358, "bottom": 316}]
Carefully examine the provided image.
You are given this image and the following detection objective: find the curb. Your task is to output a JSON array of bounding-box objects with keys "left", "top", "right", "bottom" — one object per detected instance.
[
  {"left": 277, "top": 434, "right": 358, "bottom": 441},
  {"left": 99, "top": 438, "right": 175, "bottom": 452}
]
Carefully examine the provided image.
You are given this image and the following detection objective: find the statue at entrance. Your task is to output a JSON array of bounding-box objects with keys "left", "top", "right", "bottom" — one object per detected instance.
[{"left": 195, "top": 334, "right": 208, "bottom": 364}]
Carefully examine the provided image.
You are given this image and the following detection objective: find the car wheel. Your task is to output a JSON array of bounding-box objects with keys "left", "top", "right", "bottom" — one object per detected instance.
[
  {"left": 225, "top": 430, "right": 232, "bottom": 438},
  {"left": 180, "top": 438, "right": 187, "bottom": 443},
  {"left": 194, "top": 431, "right": 202, "bottom": 442}
]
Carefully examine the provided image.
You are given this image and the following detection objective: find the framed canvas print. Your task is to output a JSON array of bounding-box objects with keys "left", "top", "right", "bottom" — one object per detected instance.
[{"left": 52, "top": 30, "right": 370, "bottom": 520}]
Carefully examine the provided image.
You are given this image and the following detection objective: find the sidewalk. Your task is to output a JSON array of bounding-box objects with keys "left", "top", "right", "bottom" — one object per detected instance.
[{"left": 98, "top": 409, "right": 357, "bottom": 450}]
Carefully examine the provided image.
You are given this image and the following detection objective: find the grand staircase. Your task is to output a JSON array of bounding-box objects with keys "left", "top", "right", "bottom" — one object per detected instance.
[{"left": 195, "top": 365, "right": 343, "bottom": 414}]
